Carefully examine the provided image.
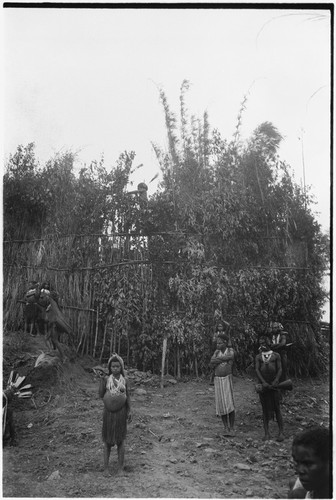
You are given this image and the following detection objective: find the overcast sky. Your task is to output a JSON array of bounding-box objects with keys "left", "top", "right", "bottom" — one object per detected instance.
[{"left": 4, "top": 6, "right": 331, "bottom": 231}]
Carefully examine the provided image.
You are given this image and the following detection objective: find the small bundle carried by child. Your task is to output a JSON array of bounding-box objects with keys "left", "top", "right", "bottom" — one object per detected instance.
[{"left": 103, "top": 372, "right": 127, "bottom": 412}]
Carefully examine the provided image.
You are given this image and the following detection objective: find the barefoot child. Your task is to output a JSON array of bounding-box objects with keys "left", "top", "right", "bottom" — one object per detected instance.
[
  {"left": 99, "top": 354, "right": 132, "bottom": 474},
  {"left": 255, "top": 335, "right": 284, "bottom": 441},
  {"left": 288, "top": 426, "right": 331, "bottom": 499},
  {"left": 210, "top": 333, "right": 235, "bottom": 436}
]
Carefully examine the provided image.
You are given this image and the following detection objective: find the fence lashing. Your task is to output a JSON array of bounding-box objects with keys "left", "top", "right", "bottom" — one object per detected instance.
[{"left": 2, "top": 261, "right": 321, "bottom": 271}]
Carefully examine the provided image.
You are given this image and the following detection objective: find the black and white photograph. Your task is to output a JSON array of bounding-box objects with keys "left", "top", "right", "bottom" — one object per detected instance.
[{"left": 3, "top": 4, "right": 331, "bottom": 498}]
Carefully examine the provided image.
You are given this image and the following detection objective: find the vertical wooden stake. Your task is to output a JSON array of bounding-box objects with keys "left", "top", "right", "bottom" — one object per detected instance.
[
  {"left": 177, "top": 345, "right": 181, "bottom": 379},
  {"left": 100, "top": 321, "right": 107, "bottom": 363},
  {"left": 194, "top": 354, "right": 199, "bottom": 378},
  {"left": 161, "top": 336, "right": 167, "bottom": 389},
  {"left": 113, "top": 328, "right": 117, "bottom": 353},
  {"left": 93, "top": 309, "right": 99, "bottom": 358},
  {"left": 110, "top": 326, "right": 114, "bottom": 357}
]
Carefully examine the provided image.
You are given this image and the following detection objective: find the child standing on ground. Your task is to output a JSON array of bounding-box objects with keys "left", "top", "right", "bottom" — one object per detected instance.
[
  {"left": 255, "top": 334, "right": 284, "bottom": 441},
  {"left": 210, "top": 333, "right": 235, "bottom": 436},
  {"left": 99, "top": 354, "right": 132, "bottom": 475},
  {"left": 210, "top": 320, "right": 231, "bottom": 385}
]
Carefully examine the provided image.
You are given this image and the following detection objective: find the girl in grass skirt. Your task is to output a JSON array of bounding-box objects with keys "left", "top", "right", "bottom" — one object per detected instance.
[
  {"left": 99, "top": 354, "right": 131, "bottom": 474},
  {"left": 210, "top": 333, "right": 235, "bottom": 436}
]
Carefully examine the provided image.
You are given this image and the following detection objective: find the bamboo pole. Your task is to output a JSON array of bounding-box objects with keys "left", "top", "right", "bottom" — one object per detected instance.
[
  {"left": 118, "top": 330, "right": 121, "bottom": 354},
  {"left": 93, "top": 309, "right": 99, "bottom": 358},
  {"left": 4, "top": 229, "right": 283, "bottom": 244},
  {"left": 177, "top": 345, "right": 181, "bottom": 379},
  {"left": 86, "top": 329, "right": 89, "bottom": 355},
  {"left": 4, "top": 261, "right": 322, "bottom": 272},
  {"left": 81, "top": 329, "right": 87, "bottom": 356},
  {"left": 100, "top": 320, "right": 108, "bottom": 363},
  {"left": 60, "top": 305, "right": 96, "bottom": 313},
  {"left": 194, "top": 354, "right": 199, "bottom": 378},
  {"left": 161, "top": 336, "right": 167, "bottom": 389},
  {"left": 77, "top": 324, "right": 85, "bottom": 353},
  {"left": 110, "top": 325, "right": 114, "bottom": 357}
]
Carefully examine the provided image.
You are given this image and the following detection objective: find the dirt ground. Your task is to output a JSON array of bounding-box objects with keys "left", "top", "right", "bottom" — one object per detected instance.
[{"left": 2, "top": 332, "right": 330, "bottom": 498}]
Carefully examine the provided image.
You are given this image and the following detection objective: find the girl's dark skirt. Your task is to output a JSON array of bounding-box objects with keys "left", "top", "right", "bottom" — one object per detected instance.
[
  {"left": 259, "top": 389, "right": 280, "bottom": 421},
  {"left": 102, "top": 404, "right": 127, "bottom": 446}
]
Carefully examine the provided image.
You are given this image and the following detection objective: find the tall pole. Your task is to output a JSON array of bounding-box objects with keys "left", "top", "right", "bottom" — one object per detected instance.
[{"left": 300, "top": 128, "right": 307, "bottom": 210}]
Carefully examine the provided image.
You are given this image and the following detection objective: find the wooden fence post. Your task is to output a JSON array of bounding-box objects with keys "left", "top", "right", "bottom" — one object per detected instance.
[
  {"left": 177, "top": 344, "right": 181, "bottom": 379},
  {"left": 161, "top": 336, "right": 168, "bottom": 389},
  {"left": 99, "top": 321, "right": 107, "bottom": 363},
  {"left": 93, "top": 309, "right": 99, "bottom": 358}
]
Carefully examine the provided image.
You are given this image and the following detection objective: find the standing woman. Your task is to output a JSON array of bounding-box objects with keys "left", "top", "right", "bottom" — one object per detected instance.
[
  {"left": 99, "top": 354, "right": 132, "bottom": 474},
  {"left": 209, "top": 333, "right": 235, "bottom": 436},
  {"left": 210, "top": 320, "right": 231, "bottom": 385}
]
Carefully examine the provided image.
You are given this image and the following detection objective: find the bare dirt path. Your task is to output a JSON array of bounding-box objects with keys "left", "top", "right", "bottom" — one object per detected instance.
[{"left": 3, "top": 335, "right": 329, "bottom": 498}]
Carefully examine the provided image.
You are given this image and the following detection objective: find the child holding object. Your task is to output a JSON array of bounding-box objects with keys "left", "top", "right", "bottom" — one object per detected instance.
[
  {"left": 99, "top": 354, "right": 132, "bottom": 474},
  {"left": 255, "top": 334, "right": 284, "bottom": 441}
]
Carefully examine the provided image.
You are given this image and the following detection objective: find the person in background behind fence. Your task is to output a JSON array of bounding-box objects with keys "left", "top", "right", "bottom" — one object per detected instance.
[
  {"left": 24, "top": 280, "right": 41, "bottom": 336},
  {"left": 261, "top": 310, "right": 288, "bottom": 382},
  {"left": 99, "top": 354, "right": 132, "bottom": 475},
  {"left": 269, "top": 323, "right": 288, "bottom": 382},
  {"left": 209, "top": 333, "right": 235, "bottom": 437},
  {"left": 40, "top": 281, "right": 59, "bottom": 305}
]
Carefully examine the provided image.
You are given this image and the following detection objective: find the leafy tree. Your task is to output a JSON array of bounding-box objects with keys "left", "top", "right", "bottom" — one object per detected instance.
[
  {"left": 148, "top": 83, "right": 329, "bottom": 377},
  {"left": 3, "top": 83, "right": 329, "bottom": 379},
  {"left": 4, "top": 143, "right": 46, "bottom": 240}
]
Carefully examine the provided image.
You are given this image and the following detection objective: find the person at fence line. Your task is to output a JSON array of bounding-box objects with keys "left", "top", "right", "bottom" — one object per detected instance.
[
  {"left": 23, "top": 280, "right": 42, "bottom": 336},
  {"left": 209, "top": 333, "right": 235, "bottom": 437},
  {"left": 25, "top": 280, "right": 40, "bottom": 302},
  {"left": 99, "top": 354, "right": 132, "bottom": 475},
  {"left": 261, "top": 310, "right": 285, "bottom": 342},
  {"left": 212, "top": 320, "right": 231, "bottom": 346},
  {"left": 255, "top": 334, "right": 284, "bottom": 442},
  {"left": 40, "top": 281, "right": 59, "bottom": 304},
  {"left": 268, "top": 320, "right": 288, "bottom": 382},
  {"left": 288, "top": 426, "right": 331, "bottom": 499}
]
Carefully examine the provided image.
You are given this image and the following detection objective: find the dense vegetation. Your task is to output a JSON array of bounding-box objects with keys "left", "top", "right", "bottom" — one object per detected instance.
[{"left": 3, "top": 81, "right": 329, "bottom": 378}]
